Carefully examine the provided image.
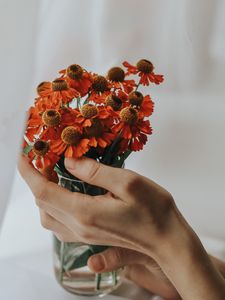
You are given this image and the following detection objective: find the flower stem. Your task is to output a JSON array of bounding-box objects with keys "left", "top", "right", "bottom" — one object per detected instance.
[
  {"left": 59, "top": 241, "right": 65, "bottom": 283},
  {"left": 112, "top": 271, "right": 117, "bottom": 286},
  {"left": 135, "top": 78, "right": 141, "bottom": 91},
  {"left": 96, "top": 273, "right": 102, "bottom": 290}
]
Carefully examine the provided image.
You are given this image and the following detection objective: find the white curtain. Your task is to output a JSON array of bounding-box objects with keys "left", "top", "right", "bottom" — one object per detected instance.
[
  {"left": 0, "top": 0, "right": 225, "bottom": 238},
  {"left": 0, "top": 0, "right": 38, "bottom": 229},
  {"left": 34, "top": 0, "right": 225, "bottom": 90}
]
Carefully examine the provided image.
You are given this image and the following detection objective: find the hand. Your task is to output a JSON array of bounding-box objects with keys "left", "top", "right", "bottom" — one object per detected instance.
[
  {"left": 88, "top": 247, "right": 181, "bottom": 300},
  {"left": 18, "top": 155, "right": 178, "bottom": 256},
  {"left": 88, "top": 248, "right": 225, "bottom": 300},
  {"left": 18, "top": 155, "right": 225, "bottom": 300}
]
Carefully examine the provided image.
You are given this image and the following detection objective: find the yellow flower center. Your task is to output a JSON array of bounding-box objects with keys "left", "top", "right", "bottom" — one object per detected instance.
[
  {"left": 42, "top": 109, "right": 61, "bottom": 126},
  {"left": 106, "top": 94, "right": 122, "bottom": 111},
  {"left": 51, "top": 79, "right": 68, "bottom": 91},
  {"left": 85, "top": 119, "right": 103, "bottom": 138},
  {"left": 92, "top": 76, "right": 108, "bottom": 92},
  {"left": 136, "top": 59, "right": 154, "bottom": 74},
  {"left": 61, "top": 126, "right": 81, "bottom": 145},
  {"left": 81, "top": 104, "right": 98, "bottom": 119},
  {"left": 33, "top": 140, "right": 49, "bottom": 156},
  {"left": 128, "top": 91, "right": 144, "bottom": 106},
  {"left": 66, "top": 64, "right": 83, "bottom": 80},
  {"left": 120, "top": 107, "right": 138, "bottom": 124},
  {"left": 107, "top": 67, "right": 125, "bottom": 82}
]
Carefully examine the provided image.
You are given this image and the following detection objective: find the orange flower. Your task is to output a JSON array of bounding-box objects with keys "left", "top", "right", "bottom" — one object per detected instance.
[
  {"left": 76, "top": 104, "right": 110, "bottom": 127},
  {"left": 84, "top": 119, "right": 115, "bottom": 148},
  {"left": 35, "top": 96, "right": 60, "bottom": 112},
  {"left": 28, "top": 140, "right": 59, "bottom": 169},
  {"left": 23, "top": 58, "right": 162, "bottom": 164},
  {"left": 51, "top": 126, "right": 90, "bottom": 158},
  {"left": 88, "top": 75, "right": 111, "bottom": 104},
  {"left": 36, "top": 79, "right": 80, "bottom": 106},
  {"left": 25, "top": 106, "right": 77, "bottom": 142},
  {"left": 107, "top": 67, "right": 136, "bottom": 93},
  {"left": 128, "top": 91, "right": 154, "bottom": 118},
  {"left": 113, "top": 107, "right": 152, "bottom": 152},
  {"left": 105, "top": 94, "right": 124, "bottom": 111},
  {"left": 119, "top": 130, "right": 149, "bottom": 152},
  {"left": 123, "top": 59, "right": 164, "bottom": 86},
  {"left": 25, "top": 106, "right": 45, "bottom": 141},
  {"left": 60, "top": 64, "right": 92, "bottom": 97}
]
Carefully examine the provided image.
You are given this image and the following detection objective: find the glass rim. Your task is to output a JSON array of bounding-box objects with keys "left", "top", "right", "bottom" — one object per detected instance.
[{"left": 57, "top": 174, "right": 83, "bottom": 183}]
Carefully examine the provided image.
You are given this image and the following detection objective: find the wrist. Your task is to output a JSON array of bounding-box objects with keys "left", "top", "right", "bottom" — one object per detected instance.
[
  {"left": 150, "top": 207, "right": 225, "bottom": 300},
  {"left": 154, "top": 205, "right": 196, "bottom": 264}
]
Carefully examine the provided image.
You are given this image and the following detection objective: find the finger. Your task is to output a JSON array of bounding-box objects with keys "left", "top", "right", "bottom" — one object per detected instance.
[
  {"left": 87, "top": 247, "right": 150, "bottom": 273},
  {"left": 65, "top": 157, "right": 137, "bottom": 198},
  {"left": 39, "top": 209, "right": 80, "bottom": 242},
  {"left": 18, "top": 156, "right": 102, "bottom": 216}
]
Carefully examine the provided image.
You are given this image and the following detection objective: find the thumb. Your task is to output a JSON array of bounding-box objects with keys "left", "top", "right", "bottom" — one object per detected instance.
[
  {"left": 87, "top": 247, "right": 149, "bottom": 273},
  {"left": 65, "top": 157, "right": 127, "bottom": 197}
]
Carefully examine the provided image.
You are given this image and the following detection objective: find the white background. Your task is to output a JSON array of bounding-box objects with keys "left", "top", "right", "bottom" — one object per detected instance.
[{"left": 0, "top": 0, "right": 225, "bottom": 299}]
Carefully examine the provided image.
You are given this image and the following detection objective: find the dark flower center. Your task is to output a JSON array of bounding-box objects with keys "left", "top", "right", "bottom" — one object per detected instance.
[
  {"left": 120, "top": 107, "right": 138, "bottom": 124},
  {"left": 108, "top": 67, "right": 125, "bottom": 82},
  {"left": 81, "top": 104, "right": 98, "bottom": 119},
  {"left": 42, "top": 109, "right": 61, "bottom": 126},
  {"left": 33, "top": 140, "right": 49, "bottom": 156},
  {"left": 136, "top": 59, "right": 154, "bottom": 74},
  {"left": 92, "top": 76, "right": 108, "bottom": 92},
  {"left": 61, "top": 126, "right": 81, "bottom": 145},
  {"left": 67, "top": 64, "right": 83, "bottom": 80},
  {"left": 106, "top": 94, "right": 122, "bottom": 111},
  {"left": 128, "top": 91, "right": 144, "bottom": 106}
]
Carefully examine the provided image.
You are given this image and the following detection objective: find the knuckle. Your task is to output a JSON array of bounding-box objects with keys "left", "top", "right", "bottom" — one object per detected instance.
[
  {"left": 158, "top": 191, "right": 175, "bottom": 213},
  {"left": 108, "top": 248, "right": 123, "bottom": 266},
  {"left": 123, "top": 171, "right": 140, "bottom": 193}
]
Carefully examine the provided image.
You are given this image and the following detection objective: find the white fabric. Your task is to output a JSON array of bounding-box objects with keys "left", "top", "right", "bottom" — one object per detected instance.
[
  {"left": 0, "top": 0, "right": 225, "bottom": 264},
  {"left": 0, "top": 0, "right": 38, "bottom": 229},
  {"left": 0, "top": 0, "right": 225, "bottom": 299}
]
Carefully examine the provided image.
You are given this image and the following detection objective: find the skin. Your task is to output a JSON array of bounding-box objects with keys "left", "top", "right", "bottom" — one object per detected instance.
[{"left": 18, "top": 156, "right": 225, "bottom": 300}]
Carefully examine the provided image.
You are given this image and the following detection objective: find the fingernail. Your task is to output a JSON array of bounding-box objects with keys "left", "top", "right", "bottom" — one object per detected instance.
[{"left": 89, "top": 254, "right": 105, "bottom": 272}]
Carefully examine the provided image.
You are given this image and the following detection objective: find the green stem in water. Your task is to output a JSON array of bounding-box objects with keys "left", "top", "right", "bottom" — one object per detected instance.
[
  {"left": 96, "top": 273, "right": 102, "bottom": 291},
  {"left": 112, "top": 271, "right": 117, "bottom": 286},
  {"left": 59, "top": 241, "right": 65, "bottom": 283}
]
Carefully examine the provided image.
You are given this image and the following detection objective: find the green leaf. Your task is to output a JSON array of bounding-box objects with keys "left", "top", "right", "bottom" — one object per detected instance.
[
  {"left": 63, "top": 245, "right": 109, "bottom": 271},
  {"left": 23, "top": 145, "right": 32, "bottom": 155},
  {"left": 89, "top": 245, "right": 108, "bottom": 254},
  {"left": 53, "top": 235, "right": 61, "bottom": 257},
  {"left": 63, "top": 248, "right": 93, "bottom": 271},
  {"left": 102, "top": 136, "right": 122, "bottom": 165}
]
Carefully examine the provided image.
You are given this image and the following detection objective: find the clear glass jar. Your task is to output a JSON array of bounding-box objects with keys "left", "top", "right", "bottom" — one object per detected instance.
[{"left": 53, "top": 174, "right": 123, "bottom": 297}]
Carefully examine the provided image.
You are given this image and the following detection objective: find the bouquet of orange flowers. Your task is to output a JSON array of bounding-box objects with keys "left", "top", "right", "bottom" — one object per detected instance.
[
  {"left": 23, "top": 59, "right": 164, "bottom": 296},
  {"left": 23, "top": 59, "right": 163, "bottom": 173}
]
